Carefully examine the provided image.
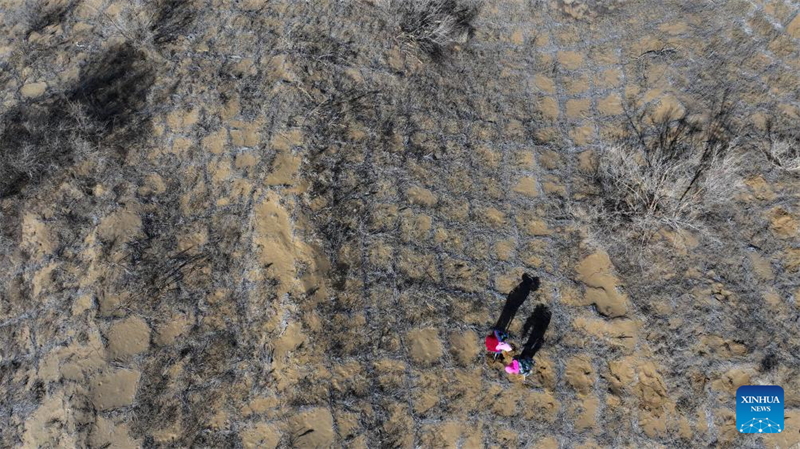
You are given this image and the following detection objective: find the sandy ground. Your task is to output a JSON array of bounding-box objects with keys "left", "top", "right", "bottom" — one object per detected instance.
[{"left": 1, "top": 0, "right": 799, "bottom": 447}]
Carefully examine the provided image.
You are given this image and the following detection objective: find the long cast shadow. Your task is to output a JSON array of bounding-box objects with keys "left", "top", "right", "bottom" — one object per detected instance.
[
  {"left": 493, "top": 274, "right": 539, "bottom": 334},
  {"left": 520, "top": 304, "right": 552, "bottom": 359}
]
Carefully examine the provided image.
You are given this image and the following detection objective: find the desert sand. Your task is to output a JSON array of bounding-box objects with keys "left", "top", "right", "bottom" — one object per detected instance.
[{"left": 0, "top": 0, "right": 799, "bottom": 448}]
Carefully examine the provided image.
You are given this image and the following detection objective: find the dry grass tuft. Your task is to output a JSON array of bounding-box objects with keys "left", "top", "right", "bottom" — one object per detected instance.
[
  {"left": 764, "top": 140, "right": 800, "bottom": 172},
  {"left": 21, "top": 0, "right": 77, "bottom": 36},
  {"left": 587, "top": 103, "right": 744, "bottom": 238},
  {"left": 0, "top": 101, "right": 95, "bottom": 198},
  {"left": 385, "top": 0, "right": 482, "bottom": 61},
  {"left": 760, "top": 121, "right": 800, "bottom": 172},
  {"left": 0, "top": 43, "right": 154, "bottom": 199},
  {"left": 150, "top": 0, "right": 199, "bottom": 45}
]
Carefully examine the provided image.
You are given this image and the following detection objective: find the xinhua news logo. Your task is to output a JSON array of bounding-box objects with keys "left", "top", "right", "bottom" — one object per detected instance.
[{"left": 737, "top": 385, "right": 784, "bottom": 434}]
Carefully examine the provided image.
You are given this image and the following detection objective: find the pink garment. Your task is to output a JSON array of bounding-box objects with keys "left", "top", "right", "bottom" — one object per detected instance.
[
  {"left": 496, "top": 342, "right": 512, "bottom": 352},
  {"left": 505, "top": 359, "right": 520, "bottom": 374}
]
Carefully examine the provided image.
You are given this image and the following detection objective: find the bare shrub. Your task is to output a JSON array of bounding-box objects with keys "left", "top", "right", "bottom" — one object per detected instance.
[
  {"left": 594, "top": 142, "right": 741, "bottom": 233},
  {"left": 588, "top": 103, "right": 744, "bottom": 238},
  {"left": 20, "top": 0, "right": 77, "bottom": 36},
  {"left": 150, "top": 0, "right": 199, "bottom": 45},
  {"left": 0, "top": 101, "right": 98, "bottom": 199},
  {"left": 93, "top": 0, "right": 199, "bottom": 50},
  {"left": 71, "top": 42, "right": 155, "bottom": 139},
  {"left": 384, "top": 0, "right": 482, "bottom": 61},
  {"left": 0, "top": 43, "right": 154, "bottom": 198},
  {"left": 766, "top": 140, "right": 800, "bottom": 171},
  {"left": 760, "top": 121, "right": 800, "bottom": 172}
]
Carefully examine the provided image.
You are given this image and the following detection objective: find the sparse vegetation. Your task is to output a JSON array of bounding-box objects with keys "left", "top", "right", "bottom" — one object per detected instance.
[
  {"left": 0, "top": 101, "right": 95, "bottom": 198},
  {"left": 0, "top": 43, "right": 154, "bottom": 198},
  {"left": 588, "top": 103, "right": 744, "bottom": 237},
  {"left": 21, "top": 0, "right": 77, "bottom": 36},
  {"left": 765, "top": 140, "right": 800, "bottom": 172},
  {"left": 150, "top": 0, "right": 199, "bottom": 45},
  {"left": 2, "top": 1, "right": 800, "bottom": 448},
  {"left": 761, "top": 120, "right": 800, "bottom": 172},
  {"left": 385, "top": 0, "right": 482, "bottom": 60}
]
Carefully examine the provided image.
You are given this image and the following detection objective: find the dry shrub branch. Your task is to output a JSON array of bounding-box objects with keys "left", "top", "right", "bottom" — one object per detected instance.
[
  {"left": 384, "top": 0, "right": 482, "bottom": 61},
  {"left": 760, "top": 119, "right": 800, "bottom": 172},
  {"left": 588, "top": 99, "right": 744, "bottom": 239}
]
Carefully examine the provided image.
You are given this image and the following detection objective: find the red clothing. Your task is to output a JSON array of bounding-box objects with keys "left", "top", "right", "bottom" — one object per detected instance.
[{"left": 485, "top": 334, "right": 500, "bottom": 352}]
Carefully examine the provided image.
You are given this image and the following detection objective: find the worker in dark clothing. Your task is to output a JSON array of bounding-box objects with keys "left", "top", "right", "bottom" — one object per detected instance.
[{"left": 505, "top": 304, "right": 552, "bottom": 376}]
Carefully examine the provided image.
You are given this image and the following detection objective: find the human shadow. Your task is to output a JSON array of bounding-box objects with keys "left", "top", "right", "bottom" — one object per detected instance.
[
  {"left": 520, "top": 304, "right": 552, "bottom": 359},
  {"left": 493, "top": 273, "right": 540, "bottom": 334}
]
